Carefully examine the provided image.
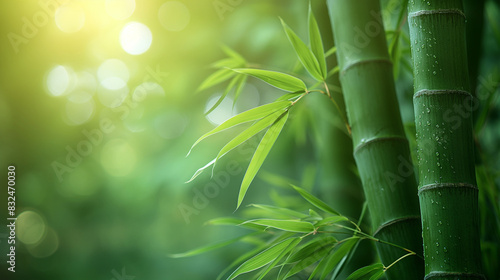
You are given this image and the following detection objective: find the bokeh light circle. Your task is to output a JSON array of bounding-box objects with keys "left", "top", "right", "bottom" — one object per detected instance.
[
  {"left": 55, "top": 4, "right": 85, "bottom": 33},
  {"left": 26, "top": 227, "right": 59, "bottom": 258},
  {"left": 158, "top": 1, "right": 191, "bottom": 32},
  {"left": 97, "top": 59, "right": 130, "bottom": 87},
  {"left": 105, "top": 0, "right": 136, "bottom": 20},
  {"left": 120, "top": 22, "right": 153, "bottom": 55},
  {"left": 64, "top": 99, "right": 95, "bottom": 126},
  {"left": 205, "top": 94, "right": 235, "bottom": 126},
  {"left": 97, "top": 82, "right": 129, "bottom": 108},
  {"left": 16, "top": 211, "right": 46, "bottom": 245},
  {"left": 46, "top": 65, "right": 71, "bottom": 97},
  {"left": 101, "top": 139, "right": 137, "bottom": 177}
]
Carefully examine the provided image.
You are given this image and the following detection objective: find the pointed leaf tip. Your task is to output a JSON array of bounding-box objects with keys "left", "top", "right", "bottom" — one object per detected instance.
[
  {"left": 236, "top": 112, "right": 289, "bottom": 209},
  {"left": 233, "top": 68, "right": 306, "bottom": 92}
]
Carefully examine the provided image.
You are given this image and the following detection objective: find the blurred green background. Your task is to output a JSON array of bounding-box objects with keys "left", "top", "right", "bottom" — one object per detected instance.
[
  {"left": 0, "top": 1, "right": 326, "bottom": 279},
  {"left": 0, "top": 0, "right": 499, "bottom": 279}
]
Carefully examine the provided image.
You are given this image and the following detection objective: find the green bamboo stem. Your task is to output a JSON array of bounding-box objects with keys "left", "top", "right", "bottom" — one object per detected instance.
[
  {"left": 408, "top": 1, "right": 484, "bottom": 279},
  {"left": 327, "top": 1, "right": 424, "bottom": 279}
]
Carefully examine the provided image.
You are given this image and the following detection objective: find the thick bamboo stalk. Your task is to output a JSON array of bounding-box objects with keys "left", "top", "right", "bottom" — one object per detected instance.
[
  {"left": 327, "top": 1, "right": 424, "bottom": 279},
  {"left": 408, "top": 1, "right": 484, "bottom": 279}
]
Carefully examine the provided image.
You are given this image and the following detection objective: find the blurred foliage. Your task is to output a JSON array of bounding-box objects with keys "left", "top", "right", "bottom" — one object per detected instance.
[{"left": 0, "top": 0, "right": 498, "bottom": 280}]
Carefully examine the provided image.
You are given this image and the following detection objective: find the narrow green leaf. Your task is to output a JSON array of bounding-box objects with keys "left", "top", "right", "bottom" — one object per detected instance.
[
  {"left": 275, "top": 91, "right": 304, "bottom": 102},
  {"left": 233, "top": 75, "right": 247, "bottom": 106},
  {"left": 217, "top": 244, "right": 268, "bottom": 280},
  {"left": 244, "top": 219, "right": 314, "bottom": 233},
  {"left": 346, "top": 263, "right": 384, "bottom": 280},
  {"left": 285, "top": 237, "right": 337, "bottom": 264},
  {"left": 215, "top": 110, "right": 286, "bottom": 166},
  {"left": 249, "top": 204, "right": 309, "bottom": 219},
  {"left": 221, "top": 44, "right": 246, "bottom": 64},
  {"left": 234, "top": 68, "right": 306, "bottom": 92},
  {"left": 205, "top": 75, "right": 242, "bottom": 115},
  {"left": 308, "top": 209, "right": 323, "bottom": 220},
  {"left": 169, "top": 233, "right": 257, "bottom": 258},
  {"left": 227, "top": 237, "right": 299, "bottom": 280},
  {"left": 369, "top": 269, "right": 385, "bottom": 280},
  {"left": 308, "top": 5, "right": 327, "bottom": 79},
  {"left": 257, "top": 238, "right": 301, "bottom": 280},
  {"left": 198, "top": 68, "right": 235, "bottom": 92},
  {"left": 319, "top": 238, "right": 358, "bottom": 280},
  {"left": 285, "top": 243, "right": 333, "bottom": 278},
  {"left": 206, "top": 217, "right": 268, "bottom": 231},
  {"left": 290, "top": 184, "right": 340, "bottom": 215},
  {"left": 237, "top": 112, "right": 289, "bottom": 208},
  {"left": 316, "top": 216, "right": 349, "bottom": 227},
  {"left": 212, "top": 58, "right": 243, "bottom": 69},
  {"left": 188, "top": 101, "right": 291, "bottom": 155},
  {"left": 186, "top": 158, "right": 216, "bottom": 183},
  {"left": 280, "top": 18, "right": 323, "bottom": 81}
]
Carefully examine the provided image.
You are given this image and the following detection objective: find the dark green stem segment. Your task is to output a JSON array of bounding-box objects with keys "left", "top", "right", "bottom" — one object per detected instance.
[
  {"left": 408, "top": 1, "right": 484, "bottom": 279},
  {"left": 327, "top": 1, "right": 423, "bottom": 279}
]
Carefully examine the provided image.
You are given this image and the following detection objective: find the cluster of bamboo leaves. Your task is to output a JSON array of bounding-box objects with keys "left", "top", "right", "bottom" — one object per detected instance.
[
  {"left": 181, "top": 6, "right": 419, "bottom": 279},
  {"left": 186, "top": 5, "right": 345, "bottom": 210},
  {"left": 172, "top": 183, "right": 405, "bottom": 280}
]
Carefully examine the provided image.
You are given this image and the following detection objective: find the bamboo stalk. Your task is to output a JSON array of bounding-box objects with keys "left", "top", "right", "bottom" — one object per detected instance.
[
  {"left": 327, "top": 1, "right": 424, "bottom": 279},
  {"left": 408, "top": 1, "right": 484, "bottom": 279}
]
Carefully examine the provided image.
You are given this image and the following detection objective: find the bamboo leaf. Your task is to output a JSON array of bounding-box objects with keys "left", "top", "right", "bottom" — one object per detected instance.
[
  {"left": 188, "top": 101, "right": 291, "bottom": 155},
  {"left": 212, "top": 58, "right": 244, "bottom": 69},
  {"left": 227, "top": 237, "right": 299, "bottom": 280},
  {"left": 256, "top": 238, "right": 302, "bottom": 280},
  {"left": 205, "top": 75, "right": 242, "bottom": 115},
  {"left": 215, "top": 110, "right": 286, "bottom": 166},
  {"left": 233, "top": 68, "right": 306, "bottom": 92},
  {"left": 316, "top": 215, "right": 349, "bottom": 227},
  {"left": 290, "top": 184, "right": 340, "bottom": 215},
  {"left": 233, "top": 75, "right": 247, "bottom": 106},
  {"left": 237, "top": 112, "right": 289, "bottom": 209},
  {"left": 221, "top": 44, "right": 246, "bottom": 64},
  {"left": 205, "top": 217, "right": 267, "bottom": 231},
  {"left": 198, "top": 68, "right": 235, "bottom": 92},
  {"left": 275, "top": 91, "right": 304, "bottom": 102},
  {"left": 248, "top": 204, "right": 309, "bottom": 219},
  {"left": 217, "top": 244, "right": 269, "bottom": 280},
  {"left": 280, "top": 18, "right": 323, "bottom": 81},
  {"left": 243, "top": 219, "right": 314, "bottom": 233},
  {"left": 369, "top": 269, "right": 385, "bottom": 280},
  {"left": 319, "top": 238, "right": 358, "bottom": 280},
  {"left": 346, "top": 263, "right": 384, "bottom": 280},
  {"left": 169, "top": 233, "right": 257, "bottom": 258},
  {"left": 284, "top": 243, "right": 333, "bottom": 278},
  {"left": 308, "top": 5, "right": 327, "bottom": 79},
  {"left": 185, "top": 158, "right": 216, "bottom": 183},
  {"left": 284, "top": 237, "right": 337, "bottom": 264}
]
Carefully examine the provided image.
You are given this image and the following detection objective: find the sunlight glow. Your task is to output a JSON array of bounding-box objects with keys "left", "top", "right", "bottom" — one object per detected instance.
[
  {"left": 46, "top": 65, "right": 71, "bottom": 97},
  {"left": 120, "top": 22, "right": 153, "bottom": 55},
  {"left": 97, "top": 59, "right": 130, "bottom": 88},
  {"left": 55, "top": 4, "right": 85, "bottom": 33},
  {"left": 158, "top": 1, "right": 191, "bottom": 32},
  {"left": 65, "top": 99, "right": 94, "bottom": 126},
  {"left": 105, "top": 0, "right": 136, "bottom": 20}
]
